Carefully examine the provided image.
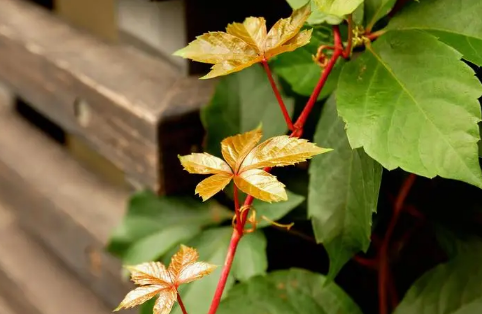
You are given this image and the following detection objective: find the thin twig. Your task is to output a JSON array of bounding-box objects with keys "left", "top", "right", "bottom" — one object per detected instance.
[
  {"left": 261, "top": 59, "right": 294, "bottom": 131},
  {"left": 177, "top": 292, "right": 188, "bottom": 314},
  {"left": 378, "top": 174, "right": 416, "bottom": 314}
]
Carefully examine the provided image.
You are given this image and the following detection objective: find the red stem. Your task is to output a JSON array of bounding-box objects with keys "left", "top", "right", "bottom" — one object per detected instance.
[
  {"left": 207, "top": 229, "right": 242, "bottom": 314},
  {"left": 378, "top": 174, "right": 416, "bottom": 314},
  {"left": 208, "top": 25, "right": 349, "bottom": 314},
  {"left": 177, "top": 293, "right": 188, "bottom": 314},
  {"left": 341, "top": 15, "right": 353, "bottom": 59},
  {"left": 261, "top": 59, "right": 294, "bottom": 131},
  {"left": 233, "top": 185, "right": 241, "bottom": 228}
]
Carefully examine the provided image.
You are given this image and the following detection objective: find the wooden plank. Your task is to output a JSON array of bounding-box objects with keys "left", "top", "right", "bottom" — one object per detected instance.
[
  {"left": 0, "top": 0, "right": 214, "bottom": 193},
  {"left": 0, "top": 221, "right": 125, "bottom": 314},
  {"left": 0, "top": 105, "right": 133, "bottom": 309}
]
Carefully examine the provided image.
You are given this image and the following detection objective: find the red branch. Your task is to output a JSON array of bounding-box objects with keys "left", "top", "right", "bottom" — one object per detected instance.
[
  {"left": 177, "top": 293, "right": 188, "bottom": 314},
  {"left": 262, "top": 59, "right": 295, "bottom": 131},
  {"left": 378, "top": 174, "right": 416, "bottom": 314},
  {"left": 207, "top": 24, "right": 351, "bottom": 314}
]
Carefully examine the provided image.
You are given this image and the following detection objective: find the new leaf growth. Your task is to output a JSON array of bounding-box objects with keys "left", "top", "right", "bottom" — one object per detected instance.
[{"left": 179, "top": 127, "right": 330, "bottom": 202}]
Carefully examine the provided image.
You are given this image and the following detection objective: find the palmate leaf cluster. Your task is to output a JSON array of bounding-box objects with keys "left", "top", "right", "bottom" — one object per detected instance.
[{"left": 109, "top": 0, "right": 482, "bottom": 313}]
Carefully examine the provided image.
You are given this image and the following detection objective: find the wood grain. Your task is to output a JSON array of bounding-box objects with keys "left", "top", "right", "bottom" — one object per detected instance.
[
  {"left": 0, "top": 104, "right": 133, "bottom": 309},
  {"left": 0, "top": 0, "right": 214, "bottom": 193}
]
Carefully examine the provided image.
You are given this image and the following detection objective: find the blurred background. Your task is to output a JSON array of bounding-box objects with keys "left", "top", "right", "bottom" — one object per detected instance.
[{"left": 0, "top": 0, "right": 292, "bottom": 313}]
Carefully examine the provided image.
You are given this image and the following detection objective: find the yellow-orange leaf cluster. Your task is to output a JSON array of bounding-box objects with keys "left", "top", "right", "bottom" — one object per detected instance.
[
  {"left": 179, "top": 127, "right": 331, "bottom": 202},
  {"left": 173, "top": 3, "right": 312, "bottom": 79},
  {"left": 115, "top": 245, "right": 217, "bottom": 314}
]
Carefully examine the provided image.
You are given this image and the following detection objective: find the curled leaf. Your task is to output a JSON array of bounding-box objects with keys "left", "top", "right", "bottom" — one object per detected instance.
[
  {"left": 179, "top": 127, "right": 330, "bottom": 202},
  {"left": 174, "top": 4, "right": 312, "bottom": 79},
  {"left": 115, "top": 245, "right": 217, "bottom": 314}
]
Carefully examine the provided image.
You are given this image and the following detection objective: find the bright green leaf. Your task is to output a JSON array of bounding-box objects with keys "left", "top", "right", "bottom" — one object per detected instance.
[
  {"left": 314, "top": 0, "right": 364, "bottom": 18},
  {"left": 271, "top": 26, "right": 343, "bottom": 98},
  {"left": 337, "top": 30, "right": 482, "bottom": 188},
  {"left": 170, "top": 227, "right": 234, "bottom": 314},
  {"left": 217, "top": 268, "right": 363, "bottom": 314},
  {"left": 394, "top": 242, "right": 482, "bottom": 314},
  {"left": 121, "top": 226, "right": 201, "bottom": 266},
  {"left": 388, "top": 0, "right": 482, "bottom": 65},
  {"left": 364, "top": 0, "right": 396, "bottom": 31},
  {"left": 201, "top": 66, "right": 294, "bottom": 157},
  {"left": 286, "top": 0, "right": 343, "bottom": 24},
  {"left": 231, "top": 231, "right": 268, "bottom": 281},
  {"left": 309, "top": 96, "right": 382, "bottom": 279},
  {"left": 255, "top": 189, "right": 305, "bottom": 227},
  {"left": 107, "top": 191, "right": 231, "bottom": 258}
]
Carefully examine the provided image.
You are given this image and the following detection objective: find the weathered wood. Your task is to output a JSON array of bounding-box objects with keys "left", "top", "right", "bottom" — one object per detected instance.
[
  {"left": 0, "top": 219, "right": 122, "bottom": 314},
  {"left": 0, "top": 104, "right": 133, "bottom": 309},
  {"left": 0, "top": 0, "right": 214, "bottom": 193}
]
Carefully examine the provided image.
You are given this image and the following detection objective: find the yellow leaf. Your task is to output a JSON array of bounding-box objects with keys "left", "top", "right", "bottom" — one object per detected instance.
[
  {"left": 265, "top": 29, "right": 313, "bottom": 59},
  {"left": 176, "top": 262, "right": 218, "bottom": 285},
  {"left": 221, "top": 127, "right": 263, "bottom": 172},
  {"left": 201, "top": 57, "right": 262, "bottom": 79},
  {"left": 264, "top": 3, "right": 311, "bottom": 51},
  {"left": 153, "top": 289, "right": 177, "bottom": 314},
  {"left": 115, "top": 286, "right": 169, "bottom": 311},
  {"left": 234, "top": 169, "right": 287, "bottom": 202},
  {"left": 116, "top": 246, "right": 217, "bottom": 314},
  {"left": 174, "top": 4, "right": 312, "bottom": 79},
  {"left": 226, "top": 17, "right": 267, "bottom": 53},
  {"left": 195, "top": 173, "right": 233, "bottom": 201},
  {"left": 173, "top": 32, "right": 257, "bottom": 64},
  {"left": 126, "top": 262, "right": 172, "bottom": 286},
  {"left": 179, "top": 153, "right": 232, "bottom": 175},
  {"left": 240, "top": 136, "right": 331, "bottom": 172},
  {"left": 168, "top": 244, "right": 199, "bottom": 279}
]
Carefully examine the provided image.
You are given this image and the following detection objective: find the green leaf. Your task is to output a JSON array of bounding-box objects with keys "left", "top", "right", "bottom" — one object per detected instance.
[
  {"left": 271, "top": 26, "right": 343, "bottom": 98},
  {"left": 231, "top": 231, "right": 268, "bottom": 281},
  {"left": 170, "top": 227, "right": 234, "bottom": 314},
  {"left": 201, "top": 66, "right": 294, "bottom": 157},
  {"left": 217, "top": 268, "right": 363, "bottom": 314},
  {"left": 286, "top": 0, "right": 343, "bottom": 24},
  {"left": 309, "top": 96, "right": 382, "bottom": 279},
  {"left": 314, "top": 0, "right": 364, "bottom": 18},
  {"left": 364, "top": 0, "right": 396, "bottom": 31},
  {"left": 394, "top": 242, "right": 482, "bottom": 314},
  {"left": 107, "top": 191, "right": 231, "bottom": 258},
  {"left": 254, "top": 190, "right": 305, "bottom": 227},
  {"left": 121, "top": 226, "right": 201, "bottom": 266},
  {"left": 388, "top": 0, "right": 482, "bottom": 65},
  {"left": 337, "top": 30, "right": 482, "bottom": 188}
]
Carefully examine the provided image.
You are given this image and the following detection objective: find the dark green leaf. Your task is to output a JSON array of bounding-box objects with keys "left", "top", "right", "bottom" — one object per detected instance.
[
  {"left": 271, "top": 26, "right": 343, "bottom": 98},
  {"left": 337, "top": 30, "right": 482, "bottom": 188},
  {"left": 231, "top": 231, "right": 268, "bottom": 281},
  {"left": 395, "top": 242, "right": 482, "bottom": 314},
  {"left": 217, "top": 268, "right": 363, "bottom": 314},
  {"left": 388, "top": 0, "right": 482, "bottom": 65},
  {"left": 255, "top": 190, "right": 305, "bottom": 228},
  {"left": 309, "top": 96, "right": 382, "bottom": 279},
  {"left": 364, "top": 0, "right": 396, "bottom": 31},
  {"left": 201, "top": 66, "right": 294, "bottom": 157},
  {"left": 107, "top": 191, "right": 231, "bottom": 259}
]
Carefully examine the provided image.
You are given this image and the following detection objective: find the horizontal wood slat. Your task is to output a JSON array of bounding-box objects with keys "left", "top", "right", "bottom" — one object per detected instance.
[
  {"left": 0, "top": 0, "right": 214, "bottom": 193},
  {"left": 0, "top": 103, "right": 133, "bottom": 309}
]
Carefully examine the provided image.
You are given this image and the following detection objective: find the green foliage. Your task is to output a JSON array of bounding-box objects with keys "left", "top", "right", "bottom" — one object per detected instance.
[
  {"left": 394, "top": 242, "right": 482, "bottom": 314},
  {"left": 309, "top": 96, "right": 382, "bottom": 278},
  {"left": 388, "top": 0, "right": 482, "bottom": 66},
  {"left": 109, "top": 1, "right": 482, "bottom": 313},
  {"left": 217, "top": 268, "right": 363, "bottom": 314},
  {"left": 337, "top": 30, "right": 482, "bottom": 188},
  {"left": 271, "top": 26, "right": 343, "bottom": 98}
]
